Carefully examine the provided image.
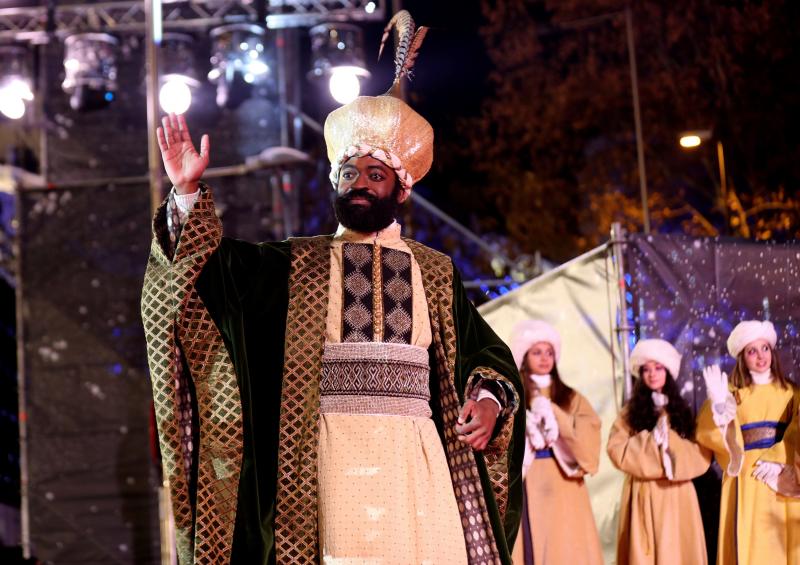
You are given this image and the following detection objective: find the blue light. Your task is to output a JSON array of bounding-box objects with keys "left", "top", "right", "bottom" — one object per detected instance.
[{"left": 104, "top": 92, "right": 114, "bottom": 102}]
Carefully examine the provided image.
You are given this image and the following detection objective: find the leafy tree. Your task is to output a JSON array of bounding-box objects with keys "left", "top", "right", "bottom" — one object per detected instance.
[{"left": 448, "top": 0, "right": 800, "bottom": 261}]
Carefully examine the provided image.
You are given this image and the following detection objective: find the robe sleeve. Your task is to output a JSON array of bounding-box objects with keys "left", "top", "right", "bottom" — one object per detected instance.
[
  {"left": 450, "top": 265, "right": 526, "bottom": 555},
  {"left": 796, "top": 402, "right": 800, "bottom": 482},
  {"left": 666, "top": 429, "right": 712, "bottom": 481},
  {"left": 550, "top": 392, "right": 601, "bottom": 477},
  {"left": 149, "top": 185, "right": 284, "bottom": 307},
  {"left": 695, "top": 397, "right": 744, "bottom": 476},
  {"left": 452, "top": 266, "right": 523, "bottom": 456},
  {"left": 606, "top": 416, "right": 665, "bottom": 479}
]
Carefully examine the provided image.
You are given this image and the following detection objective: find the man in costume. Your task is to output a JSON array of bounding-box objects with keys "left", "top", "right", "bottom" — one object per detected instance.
[{"left": 142, "top": 11, "right": 524, "bottom": 564}]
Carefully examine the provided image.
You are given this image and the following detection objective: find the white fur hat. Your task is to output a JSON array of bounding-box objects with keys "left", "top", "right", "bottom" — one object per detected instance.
[
  {"left": 510, "top": 320, "right": 561, "bottom": 370},
  {"left": 726, "top": 320, "right": 778, "bottom": 358},
  {"left": 629, "top": 338, "right": 682, "bottom": 379}
]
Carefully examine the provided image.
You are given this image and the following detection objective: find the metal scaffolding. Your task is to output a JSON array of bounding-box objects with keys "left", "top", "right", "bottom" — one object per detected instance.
[{"left": 0, "top": 0, "right": 385, "bottom": 41}]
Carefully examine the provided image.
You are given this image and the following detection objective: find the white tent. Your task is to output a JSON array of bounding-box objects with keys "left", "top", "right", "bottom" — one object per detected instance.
[{"left": 478, "top": 244, "right": 627, "bottom": 564}]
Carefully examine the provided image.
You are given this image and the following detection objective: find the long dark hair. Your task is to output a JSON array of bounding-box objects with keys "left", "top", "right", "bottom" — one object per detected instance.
[
  {"left": 624, "top": 369, "right": 695, "bottom": 439},
  {"left": 520, "top": 356, "right": 575, "bottom": 410},
  {"left": 729, "top": 346, "right": 789, "bottom": 390}
]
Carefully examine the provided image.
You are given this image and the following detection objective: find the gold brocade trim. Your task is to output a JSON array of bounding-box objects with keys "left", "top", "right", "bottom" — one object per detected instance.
[
  {"left": 320, "top": 395, "right": 432, "bottom": 417},
  {"left": 142, "top": 188, "right": 243, "bottom": 564},
  {"left": 372, "top": 244, "right": 384, "bottom": 342},
  {"left": 405, "top": 239, "right": 502, "bottom": 565},
  {"left": 465, "top": 367, "right": 520, "bottom": 519},
  {"left": 274, "top": 235, "right": 331, "bottom": 564}
]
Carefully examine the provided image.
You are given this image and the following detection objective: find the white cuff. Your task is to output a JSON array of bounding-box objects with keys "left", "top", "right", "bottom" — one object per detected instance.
[
  {"left": 477, "top": 388, "right": 502, "bottom": 411},
  {"left": 173, "top": 188, "right": 200, "bottom": 223}
]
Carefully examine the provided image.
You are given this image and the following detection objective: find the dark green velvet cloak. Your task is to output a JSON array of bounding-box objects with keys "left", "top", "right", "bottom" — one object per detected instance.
[{"left": 142, "top": 189, "right": 524, "bottom": 564}]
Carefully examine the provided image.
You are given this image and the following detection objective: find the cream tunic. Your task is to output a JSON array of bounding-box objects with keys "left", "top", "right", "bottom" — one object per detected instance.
[{"left": 317, "top": 222, "right": 468, "bottom": 565}]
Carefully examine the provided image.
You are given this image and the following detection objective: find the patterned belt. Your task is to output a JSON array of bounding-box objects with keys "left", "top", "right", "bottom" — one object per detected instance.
[
  {"left": 534, "top": 448, "right": 553, "bottom": 459},
  {"left": 741, "top": 421, "right": 787, "bottom": 450},
  {"left": 320, "top": 342, "right": 431, "bottom": 417}
]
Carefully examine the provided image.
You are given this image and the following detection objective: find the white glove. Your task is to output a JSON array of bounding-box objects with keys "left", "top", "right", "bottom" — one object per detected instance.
[
  {"left": 703, "top": 364, "right": 729, "bottom": 404},
  {"left": 752, "top": 461, "right": 784, "bottom": 483},
  {"left": 526, "top": 410, "right": 547, "bottom": 450},
  {"left": 703, "top": 365, "right": 736, "bottom": 426},
  {"left": 651, "top": 391, "right": 669, "bottom": 409},
  {"left": 532, "top": 396, "right": 559, "bottom": 444},
  {"left": 652, "top": 415, "right": 670, "bottom": 449},
  {"left": 530, "top": 395, "right": 551, "bottom": 416}
]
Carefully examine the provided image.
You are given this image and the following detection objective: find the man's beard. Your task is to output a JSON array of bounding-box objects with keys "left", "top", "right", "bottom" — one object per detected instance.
[{"left": 334, "top": 185, "right": 403, "bottom": 233}]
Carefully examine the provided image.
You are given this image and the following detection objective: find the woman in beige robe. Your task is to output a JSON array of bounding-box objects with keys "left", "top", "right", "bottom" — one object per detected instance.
[
  {"left": 608, "top": 339, "right": 711, "bottom": 565},
  {"left": 509, "top": 320, "right": 604, "bottom": 565}
]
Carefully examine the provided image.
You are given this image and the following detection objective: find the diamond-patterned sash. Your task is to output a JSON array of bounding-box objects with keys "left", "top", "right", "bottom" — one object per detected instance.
[{"left": 320, "top": 342, "right": 431, "bottom": 417}]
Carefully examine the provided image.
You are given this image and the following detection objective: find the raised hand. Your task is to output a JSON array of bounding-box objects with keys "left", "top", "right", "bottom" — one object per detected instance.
[
  {"left": 702, "top": 365, "right": 729, "bottom": 404},
  {"left": 156, "top": 113, "right": 210, "bottom": 195},
  {"left": 703, "top": 364, "right": 736, "bottom": 427}
]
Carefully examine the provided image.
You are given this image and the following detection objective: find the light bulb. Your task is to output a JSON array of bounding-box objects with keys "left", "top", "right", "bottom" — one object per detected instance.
[
  {"left": 329, "top": 67, "right": 361, "bottom": 105},
  {"left": 159, "top": 77, "right": 192, "bottom": 115}
]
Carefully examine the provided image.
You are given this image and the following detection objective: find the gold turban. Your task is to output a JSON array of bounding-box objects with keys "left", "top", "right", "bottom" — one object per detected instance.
[{"left": 324, "top": 11, "right": 433, "bottom": 190}]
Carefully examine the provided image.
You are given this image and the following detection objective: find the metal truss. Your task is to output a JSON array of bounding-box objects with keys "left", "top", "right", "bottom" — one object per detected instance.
[{"left": 0, "top": 0, "right": 386, "bottom": 42}]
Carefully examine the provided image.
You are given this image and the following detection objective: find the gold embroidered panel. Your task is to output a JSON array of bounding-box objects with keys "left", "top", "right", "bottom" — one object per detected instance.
[
  {"left": 143, "top": 234, "right": 195, "bottom": 562},
  {"left": 142, "top": 189, "right": 244, "bottom": 564},
  {"left": 405, "top": 239, "right": 503, "bottom": 565},
  {"left": 274, "top": 236, "right": 331, "bottom": 564}
]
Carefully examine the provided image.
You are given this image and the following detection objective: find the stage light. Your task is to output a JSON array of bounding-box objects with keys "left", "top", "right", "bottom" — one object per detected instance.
[
  {"left": 209, "top": 24, "right": 273, "bottom": 109},
  {"left": 159, "top": 75, "right": 193, "bottom": 114},
  {"left": 365, "top": 2, "right": 377, "bottom": 14},
  {"left": 0, "top": 45, "right": 34, "bottom": 120},
  {"left": 308, "top": 23, "right": 370, "bottom": 106},
  {"left": 158, "top": 33, "right": 199, "bottom": 115},
  {"left": 0, "top": 89, "right": 26, "bottom": 120},
  {"left": 328, "top": 66, "right": 363, "bottom": 105},
  {"left": 62, "top": 33, "right": 118, "bottom": 112}
]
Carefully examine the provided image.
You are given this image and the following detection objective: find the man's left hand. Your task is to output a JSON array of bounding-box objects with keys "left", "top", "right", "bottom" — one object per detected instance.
[{"left": 456, "top": 398, "right": 500, "bottom": 452}]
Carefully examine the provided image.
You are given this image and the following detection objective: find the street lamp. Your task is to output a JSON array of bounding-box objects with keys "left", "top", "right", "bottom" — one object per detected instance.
[{"left": 678, "top": 129, "right": 728, "bottom": 228}]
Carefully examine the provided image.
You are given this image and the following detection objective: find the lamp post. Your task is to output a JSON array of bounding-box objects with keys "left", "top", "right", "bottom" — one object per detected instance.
[
  {"left": 678, "top": 129, "right": 728, "bottom": 229},
  {"left": 547, "top": 8, "right": 650, "bottom": 232}
]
